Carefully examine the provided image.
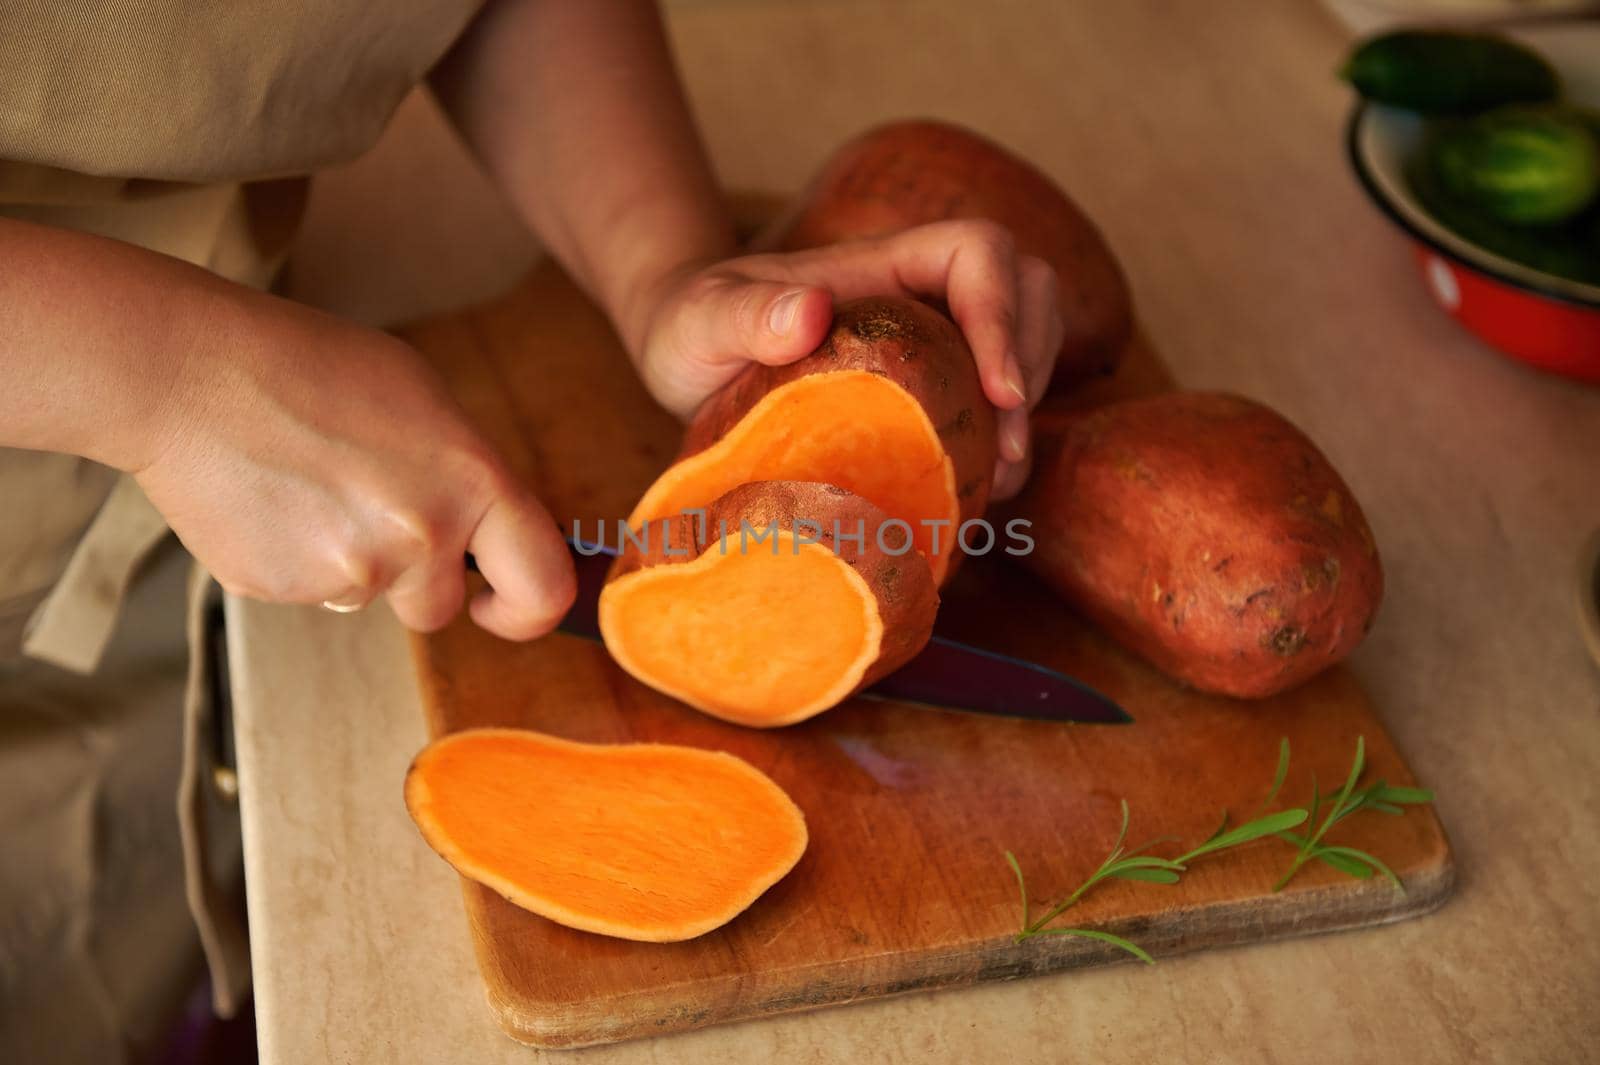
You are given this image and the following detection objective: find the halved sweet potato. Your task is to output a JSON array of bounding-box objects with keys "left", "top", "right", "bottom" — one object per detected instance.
[
  {"left": 602, "top": 481, "right": 938, "bottom": 727},
  {"left": 404, "top": 728, "right": 807, "bottom": 942},
  {"left": 1012, "top": 392, "right": 1384, "bottom": 698},
  {"left": 628, "top": 296, "right": 995, "bottom": 586},
  {"left": 769, "top": 119, "right": 1133, "bottom": 390}
]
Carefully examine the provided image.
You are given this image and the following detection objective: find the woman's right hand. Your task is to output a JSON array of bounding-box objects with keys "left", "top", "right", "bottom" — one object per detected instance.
[{"left": 132, "top": 284, "right": 575, "bottom": 639}]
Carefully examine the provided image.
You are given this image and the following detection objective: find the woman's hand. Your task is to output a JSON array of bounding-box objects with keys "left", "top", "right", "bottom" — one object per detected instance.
[
  {"left": 0, "top": 217, "right": 572, "bottom": 639},
  {"left": 622, "top": 221, "right": 1064, "bottom": 501},
  {"left": 133, "top": 286, "right": 574, "bottom": 639}
]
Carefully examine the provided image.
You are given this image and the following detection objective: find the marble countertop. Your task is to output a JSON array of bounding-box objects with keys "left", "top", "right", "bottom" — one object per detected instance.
[{"left": 234, "top": 2, "right": 1600, "bottom": 1061}]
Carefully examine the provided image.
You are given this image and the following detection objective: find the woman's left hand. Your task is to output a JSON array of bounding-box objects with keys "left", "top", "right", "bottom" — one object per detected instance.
[{"left": 623, "top": 220, "right": 1064, "bottom": 501}]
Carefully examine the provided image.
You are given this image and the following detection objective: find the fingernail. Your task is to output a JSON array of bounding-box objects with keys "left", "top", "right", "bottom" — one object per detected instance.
[
  {"left": 769, "top": 289, "right": 806, "bottom": 336},
  {"left": 1005, "top": 423, "right": 1028, "bottom": 463},
  {"left": 1004, "top": 361, "right": 1027, "bottom": 404}
]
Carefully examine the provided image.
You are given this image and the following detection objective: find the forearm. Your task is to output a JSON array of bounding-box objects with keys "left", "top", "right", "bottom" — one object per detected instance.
[
  {"left": 0, "top": 217, "right": 227, "bottom": 471},
  {"left": 432, "top": 0, "right": 734, "bottom": 355}
]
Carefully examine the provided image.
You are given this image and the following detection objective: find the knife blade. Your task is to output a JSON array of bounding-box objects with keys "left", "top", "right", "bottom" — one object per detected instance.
[
  {"left": 862, "top": 635, "right": 1130, "bottom": 724},
  {"left": 470, "top": 542, "right": 1131, "bottom": 724}
]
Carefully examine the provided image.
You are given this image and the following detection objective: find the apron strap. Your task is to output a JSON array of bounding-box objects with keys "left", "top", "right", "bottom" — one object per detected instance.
[{"left": 22, "top": 476, "right": 172, "bottom": 674}]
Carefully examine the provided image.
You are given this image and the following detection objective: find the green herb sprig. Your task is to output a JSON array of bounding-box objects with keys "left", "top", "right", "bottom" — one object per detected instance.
[
  {"left": 1004, "top": 736, "right": 1434, "bottom": 963},
  {"left": 1271, "top": 736, "right": 1434, "bottom": 890}
]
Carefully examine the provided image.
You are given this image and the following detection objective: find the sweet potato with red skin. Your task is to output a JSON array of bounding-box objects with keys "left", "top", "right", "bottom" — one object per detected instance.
[
  {"left": 769, "top": 119, "right": 1133, "bottom": 390},
  {"left": 603, "top": 480, "right": 938, "bottom": 728},
  {"left": 628, "top": 296, "right": 996, "bottom": 585},
  {"left": 1012, "top": 393, "right": 1383, "bottom": 698}
]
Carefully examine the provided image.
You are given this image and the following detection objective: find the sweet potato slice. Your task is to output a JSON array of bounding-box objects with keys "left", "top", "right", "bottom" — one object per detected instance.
[
  {"left": 628, "top": 297, "right": 995, "bottom": 585},
  {"left": 1012, "top": 392, "right": 1384, "bottom": 698},
  {"left": 768, "top": 119, "right": 1133, "bottom": 390},
  {"left": 602, "top": 481, "right": 938, "bottom": 727},
  {"left": 404, "top": 728, "right": 807, "bottom": 942}
]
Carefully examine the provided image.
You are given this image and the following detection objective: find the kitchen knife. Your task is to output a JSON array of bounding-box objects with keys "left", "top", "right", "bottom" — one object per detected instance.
[{"left": 469, "top": 543, "right": 1131, "bottom": 725}]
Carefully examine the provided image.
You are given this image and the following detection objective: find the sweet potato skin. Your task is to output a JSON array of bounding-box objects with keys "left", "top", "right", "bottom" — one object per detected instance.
[
  {"left": 678, "top": 296, "right": 997, "bottom": 577},
  {"left": 1013, "top": 393, "right": 1383, "bottom": 698},
  {"left": 611, "top": 480, "right": 938, "bottom": 701},
  {"left": 770, "top": 120, "right": 1133, "bottom": 390}
]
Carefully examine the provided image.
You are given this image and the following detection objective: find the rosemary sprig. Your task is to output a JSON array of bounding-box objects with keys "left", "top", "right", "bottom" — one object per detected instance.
[
  {"left": 1007, "top": 741, "right": 1309, "bottom": 959},
  {"left": 1004, "top": 735, "right": 1434, "bottom": 964},
  {"left": 1007, "top": 800, "right": 1183, "bottom": 940},
  {"left": 1271, "top": 737, "right": 1435, "bottom": 891},
  {"left": 1003, "top": 849, "right": 1156, "bottom": 962}
]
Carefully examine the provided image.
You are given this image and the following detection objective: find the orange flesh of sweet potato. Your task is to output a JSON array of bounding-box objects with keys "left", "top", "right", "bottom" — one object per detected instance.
[
  {"left": 605, "top": 537, "right": 879, "bottom": 720},
  {"left": 602, "top": 481, "right": 938, "bottom": 727},
  {"left": 629, "top": 371, "right": 954, "bottom": 578},
  {"left": 1013, "top": 392, "right": 1384, "bottom": 699},
  {"left": 404, "top": 729, "right": 807, "bottom": 942},
  {"left": 628, "top": 297, "right": 995, "bottom": 586}
]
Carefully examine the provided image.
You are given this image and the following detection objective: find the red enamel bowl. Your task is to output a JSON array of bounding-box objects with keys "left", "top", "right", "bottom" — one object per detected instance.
[{"left": 1346, "top": 22, "right": 1600, "bottom": 384}]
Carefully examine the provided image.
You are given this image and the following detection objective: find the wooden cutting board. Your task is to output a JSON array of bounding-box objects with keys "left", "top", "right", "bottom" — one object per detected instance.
[{"left": 403, "top": 256, "right": 1453, "bottom": 1050}]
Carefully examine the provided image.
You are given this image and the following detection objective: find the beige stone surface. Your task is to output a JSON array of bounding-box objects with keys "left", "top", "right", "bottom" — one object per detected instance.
[{"left": 233, "top": 1, "right": 1600, "bottom": 1061}]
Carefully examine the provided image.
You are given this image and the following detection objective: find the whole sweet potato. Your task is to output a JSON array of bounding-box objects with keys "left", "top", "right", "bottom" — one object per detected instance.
[
  {"left": 770, "top": 119, "right": 1133, "bottom": 390},
  {"left": 1012, "top": 392, "right": 1383, "bottom": 698}
]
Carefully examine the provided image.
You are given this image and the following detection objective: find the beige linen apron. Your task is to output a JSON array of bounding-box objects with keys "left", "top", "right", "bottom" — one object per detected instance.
[{"left": 0, "top": 2, "right": 482, "bottom": 1059}]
